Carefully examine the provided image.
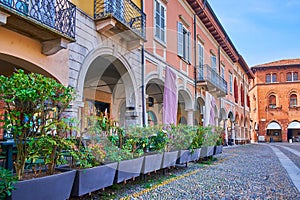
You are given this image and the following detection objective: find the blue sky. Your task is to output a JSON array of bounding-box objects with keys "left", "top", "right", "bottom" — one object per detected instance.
[{"left": 207, "top": 0, "right": 300, "bottom": 67}]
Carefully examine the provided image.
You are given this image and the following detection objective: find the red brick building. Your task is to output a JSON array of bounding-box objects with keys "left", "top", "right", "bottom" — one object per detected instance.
[{"left": 250, "top": 59, "right": 300, "bottom": 142}]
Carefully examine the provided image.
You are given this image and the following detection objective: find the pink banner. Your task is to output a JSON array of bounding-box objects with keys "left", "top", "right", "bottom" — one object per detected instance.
[{"left": 163, "top": 67, "right": 178, "bottom": 125}]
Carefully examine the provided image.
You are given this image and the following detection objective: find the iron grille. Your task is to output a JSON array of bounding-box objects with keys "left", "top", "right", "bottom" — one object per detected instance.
[
  {"left": 0, "top": 0, "right": 76, "bottom": 39},
  {"left": 94, "top": 0, "right": 146, "bottom": 40}
]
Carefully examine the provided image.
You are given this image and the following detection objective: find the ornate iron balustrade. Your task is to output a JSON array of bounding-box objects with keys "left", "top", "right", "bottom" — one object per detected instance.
[
  {"left": 0, "top": 0, "right": 76, "bottom": 38},
  {"left": 197, "top": 64, "right": 228, "bottom": 94},
  {"left": 94, "top": 0, "right": 146, "bottom": 40}
]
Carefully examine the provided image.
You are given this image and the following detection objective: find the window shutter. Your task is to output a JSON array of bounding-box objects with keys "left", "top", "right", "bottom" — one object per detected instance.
[
  {"left": 187, "top": 31, "right": 191, "bottom": 63},
  {"left": 177, "top": 22, "right": 183, "bottom": 57}
]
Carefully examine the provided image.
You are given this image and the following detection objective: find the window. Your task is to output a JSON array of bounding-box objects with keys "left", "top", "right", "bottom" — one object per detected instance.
[
  {"left": 290, "top": 94, "right": 297, "bottom": 107},
  {"left": 211, "top": 55, "right": 217, "bottom": 71},
  {"left": 198, "top": 43, "right": 204, "bottom": 67},
  {"left": 177, "top": 22, "right": 190, "bottom": 62},
  {"left": 155, "top": 0, "right": 166, "bottom": 43},
  {"left": 287, "top": 72, "right": 298, "bottom": 82},
  {"left": 221, "top": 65, "right": 225, "bottom": 79},
  {"left": 269, "top": 95, "right": 276, "bottom": 108},
  {"left": 266, "top": 73, "right": 277, "bottom": 83},
  {"left": 229, "top": 73, "right": 233, "bottom": 94}
]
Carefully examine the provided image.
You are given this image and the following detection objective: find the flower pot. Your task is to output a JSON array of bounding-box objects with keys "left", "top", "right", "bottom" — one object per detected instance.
[
  {"left": 214, "top": 145, "right": 223, "bottom": 155},
  {"left": 141, "top": 153, "right": 163, "bottom": 174},
  {"left": 199, "top": 146, "right": 214, "bottom": 158},
  {"left": 116, "top": 157, "right": 144, "bottom": 183},
  {"left": 176, "top": 150, "right": 190, "bottom": 165},
  {"left": 161, "top": 151, "right": 178, "bottom": 169},
  {"left": 189, "top": 148, "right": 201, "bottom": 162},
  {"left": 71, "top": 162, "right": 118, "bottom": 197},
  {"left": 12, "top": 169, "right": 76, "bottom": 200}
]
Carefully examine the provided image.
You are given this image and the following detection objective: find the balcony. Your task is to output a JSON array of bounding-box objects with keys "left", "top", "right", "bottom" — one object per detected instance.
[
  {"left": 197, "top": 64, "right": 227, "bottom": 97},
  {"left": 0, "top": 0, "right": 76, "bottom": 55},
  {"left": 94, "top": 0, "right": 146, "bottom": 50}
]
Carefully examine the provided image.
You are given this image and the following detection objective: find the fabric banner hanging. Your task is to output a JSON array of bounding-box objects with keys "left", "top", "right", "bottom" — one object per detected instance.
[{"left": 163, "top": 66, "right": 178, "bottom": 125}]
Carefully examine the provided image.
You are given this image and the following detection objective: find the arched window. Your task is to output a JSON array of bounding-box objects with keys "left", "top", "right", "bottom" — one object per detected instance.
[
  {"left": 290, "top": 94, "right": 297, "bottom": 107},
  {"left": 269, "top": 95, "right": 276, "bottom": 108}
]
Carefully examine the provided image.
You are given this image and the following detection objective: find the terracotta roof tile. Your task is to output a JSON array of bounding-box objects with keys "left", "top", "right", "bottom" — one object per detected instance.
[{"left": 253, "top": 58, "right": 300, "bottom": 67}]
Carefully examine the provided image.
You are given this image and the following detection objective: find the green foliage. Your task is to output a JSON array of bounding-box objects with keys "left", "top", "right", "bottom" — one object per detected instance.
[
  {"left": 190, "top": 126, "right": 206, "bottom": 149},
  {"left": 165, "top": 124, "right": 197, "bottom": 151},
  {"left": 201, "top": 126, "right": 224, "bottom": 146},
  {"left": 0, "top": 70, "right": 75, "bottom": 179},
  {"left": 0, "top": 167, "right": 17, "bottom": 199}
]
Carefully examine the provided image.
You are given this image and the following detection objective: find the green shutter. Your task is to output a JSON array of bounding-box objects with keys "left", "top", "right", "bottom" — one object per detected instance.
[{"left": 177, "top": 22, "right": 183, "bottom": 57}]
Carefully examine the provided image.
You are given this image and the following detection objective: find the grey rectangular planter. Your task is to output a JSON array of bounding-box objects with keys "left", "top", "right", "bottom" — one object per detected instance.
[
  {"left": 116, "top": 157, "right": 144, "bottom": 183},
  {"left": 199, "top": 146, "right": 214, "bottom": 158},
  {"left": 12, "top": 169, "right": 76, "bottom": 200},
  {"left": 214, "top": 145, "right": 223, "bottom": 155},
  {"left": 71, "top": 162, "right": 118, "bottom": 197},
  {"left": 189, "top": 148, "right": 201, "bottom": 162},
  {"left": 161, "top": 151, "right": 178, "bottom": 169},
  {"left": 176, "top": 150, "right": 190, "bottom": 165},
  {"left": 141, "top": 153, "right": 163, "bottom": 174}
]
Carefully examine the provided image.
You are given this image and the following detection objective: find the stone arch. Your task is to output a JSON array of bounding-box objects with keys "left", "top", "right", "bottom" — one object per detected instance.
[
  {"left": 177, "top": 88, "right": 193, "bottom": 125},
  {"left": 195, "top": 96, "right": 205, "bottom": 126},
  {"left": 79, "top": 47, "right": 139, "bottom": 129},
  {"left": 77, "top": 46, "right": 138, "bottom": 104},
  {"left": 146, "top": 78, "right": 164, "bottom": 125},
  {"left": 177, "top": 86, "right": 193, "bottom": 110},
  {"left": 0, "top": 53, "right": 61, "bottom": 83}
]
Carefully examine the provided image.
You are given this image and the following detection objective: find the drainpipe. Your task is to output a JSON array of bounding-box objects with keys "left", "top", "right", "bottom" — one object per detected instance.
[
  {"left": 141, "top": 0, "right": 146, "bottom": 126},
  {"left": 243, "top": 74, "right": 246, "bottom": 141},
  {"left": 193, "top": 14, "right": 197, "bottom": 120}
]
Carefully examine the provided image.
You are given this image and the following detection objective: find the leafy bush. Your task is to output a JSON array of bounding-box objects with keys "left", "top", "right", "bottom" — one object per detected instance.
[
  {"left": 0, "top": 70, "right": 75, "bottom": 179},
  {"left": 0, "top": 167, "right": 17, "bottom": 199}
]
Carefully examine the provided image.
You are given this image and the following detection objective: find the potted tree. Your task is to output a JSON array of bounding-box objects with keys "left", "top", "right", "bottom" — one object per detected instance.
[{"left": 0, "top": 70, "right": 77, "bottom": 200}]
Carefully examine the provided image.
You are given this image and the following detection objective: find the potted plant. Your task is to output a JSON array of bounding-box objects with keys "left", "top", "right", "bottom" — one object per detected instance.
[
  {"left": 71, "top": 115, "right": 119, "bottom": 197},
  {"left": 0, "top": 167, "right": 17, "bottom": 199},
  {"left": 199, "top": 126, "right": 215, "bottom": 158},
  {"left": 0, "top": 70, "right": 77, "bottom": 200},
  {"left": 141, "top": 125, "right": 166, "bottom": 175},
  {"left": 115, "top": 126, "right": 145, "bottom": 184},
  {"left": 213, "top": 126, "right": 224, "bottom": 155},
  {"left": 173, "top": 125, "right": 197, "bottom": 166},
  {"left": 189, "top": 126, "right": 205, "bottom": 162}
]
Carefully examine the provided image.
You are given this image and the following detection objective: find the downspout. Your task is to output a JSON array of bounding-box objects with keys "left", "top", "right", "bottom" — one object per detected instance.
[
  {"left": 141, "top": 0, "right": 146, "bottom": 126},
  {"left": 243, "top": 74, "right": 246, "bottom": 141},
  {"left": 193, "top": 14, "right": 197, "bottom": 117},
  {"left": 218, "top": 46, "right": 222, "bottom": 127}
]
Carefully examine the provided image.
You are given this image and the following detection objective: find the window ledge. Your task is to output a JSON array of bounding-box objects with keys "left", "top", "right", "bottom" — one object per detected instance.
[{"left": 154, "top": 37, "right": 167, "bottom": 48}]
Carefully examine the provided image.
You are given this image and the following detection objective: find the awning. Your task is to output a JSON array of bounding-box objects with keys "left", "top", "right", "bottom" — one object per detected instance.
[
  {"left": 288, "top": 121, "right": 300, "bottom": 129},
  {"left": 267, "top": 122, "right": 281, "bottom": 130}
]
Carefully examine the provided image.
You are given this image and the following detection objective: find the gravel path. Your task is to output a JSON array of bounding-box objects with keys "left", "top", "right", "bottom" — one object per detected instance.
[{"left": 74, "top": 144, "right": 300, "bottom": 200}]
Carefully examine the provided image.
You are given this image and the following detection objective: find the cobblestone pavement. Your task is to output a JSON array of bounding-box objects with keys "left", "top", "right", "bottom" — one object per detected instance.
[{"left": 76, "top": 144, "right": 300, "bottom": 200}]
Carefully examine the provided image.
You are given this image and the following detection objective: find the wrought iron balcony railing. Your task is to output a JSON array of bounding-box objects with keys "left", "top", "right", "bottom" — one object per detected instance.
[
  {"left": 0, "top": 0, "right": 76, "bottom": 39},
  {"left": 94, "top": 0, "right": 146, "bottom": 40},
  {"left": 197, "top": 64, "right": 228, "bottom": 95}
]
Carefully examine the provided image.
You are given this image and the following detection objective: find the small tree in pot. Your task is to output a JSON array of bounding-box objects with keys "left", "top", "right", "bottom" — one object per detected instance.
[{"left": 0, "top": 70, "right": 75, "bottom": 180}]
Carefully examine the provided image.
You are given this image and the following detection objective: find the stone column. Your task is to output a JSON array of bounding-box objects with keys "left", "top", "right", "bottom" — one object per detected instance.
[
  {"left": 186, "top": 109, "right": 194, "bottom": 126},
  {"left": 231, "top": 122, "right": 235, "bottom": 145},
  {"left": 224, "top": 119, "right": 228, "bottom": 145}
]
